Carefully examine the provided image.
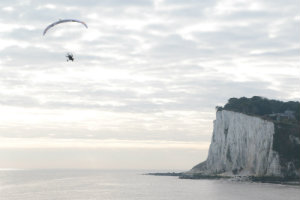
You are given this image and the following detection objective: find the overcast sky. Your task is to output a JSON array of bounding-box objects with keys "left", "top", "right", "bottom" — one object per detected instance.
[{"left": 0, "top": 0, "right": 299, "bottom": 170}]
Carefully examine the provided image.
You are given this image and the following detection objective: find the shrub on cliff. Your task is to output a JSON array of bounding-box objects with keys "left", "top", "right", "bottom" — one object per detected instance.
[{"left": 218, "top": 96, "right": 299, "bottom": 122}]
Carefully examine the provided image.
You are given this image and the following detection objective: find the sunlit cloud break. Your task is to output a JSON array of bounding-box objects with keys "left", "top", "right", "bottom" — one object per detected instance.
[{"left": 0, "top": 138, "right": 209, "bottom": 150}]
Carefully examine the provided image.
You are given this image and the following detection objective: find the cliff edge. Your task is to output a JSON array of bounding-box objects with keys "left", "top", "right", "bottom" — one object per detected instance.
[{"left": 185, "top": 97, "right": 300, "bottom": 180}]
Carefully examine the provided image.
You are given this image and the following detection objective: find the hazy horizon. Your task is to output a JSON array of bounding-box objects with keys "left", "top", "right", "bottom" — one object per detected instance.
[{"left": 0, "top": 0, "right": 299, "bottom": 170}]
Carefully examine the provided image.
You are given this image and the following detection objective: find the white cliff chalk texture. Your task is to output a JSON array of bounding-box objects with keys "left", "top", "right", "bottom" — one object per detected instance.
[{"left": 191, "top": 110, "right": 282, "bottom": 177}]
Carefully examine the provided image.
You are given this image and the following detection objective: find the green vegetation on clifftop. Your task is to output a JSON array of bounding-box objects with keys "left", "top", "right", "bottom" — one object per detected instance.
[{"left": 216, "top": 96, "right": 300, "bottom": 122}]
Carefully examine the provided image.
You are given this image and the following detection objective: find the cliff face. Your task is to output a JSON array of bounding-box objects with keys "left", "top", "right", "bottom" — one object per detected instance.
[{"left": 190, "top": 110, "right": 299, "bottom": 178}]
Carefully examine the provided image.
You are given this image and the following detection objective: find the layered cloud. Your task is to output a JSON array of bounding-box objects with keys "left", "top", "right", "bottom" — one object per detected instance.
[{"left": 0, "top": 0, "right": 299, "bottom": 168}]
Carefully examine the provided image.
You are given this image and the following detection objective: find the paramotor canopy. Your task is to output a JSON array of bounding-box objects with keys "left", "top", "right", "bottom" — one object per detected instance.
[{"left": 43, "top": 19, "right": 88, "bottom": 36}]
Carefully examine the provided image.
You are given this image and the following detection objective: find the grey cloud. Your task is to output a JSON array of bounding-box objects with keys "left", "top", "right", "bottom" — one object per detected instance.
[
  {"left": 144, "top": 23, "right": 175, "bottom": 33},
  {"left": 0, "top": 0, "right": 22, "bottom": 6},
  {"left": 156, "top": 6, "right": 207, "bottom": 19},
  {"left": 145, "top": 34, "right": 213, "bottom": 62},
  {"left": 190, "top": 25, "right": 297, "bottom": 59},
  {"left": 263, "top": 0, "right": 298, "bottom": 10},
  {"left": 0, "top": 74, "right": 281, "bottom": 114},
  {"left": 249, "top": 48, "right": 299, "bottom": 57},
  {"left": 32, "top": 0, "right": 153, "bottom": 7},
  {"left": 0, "top": 94, "right": 40, "bottom": 107},
  {"left": 40, "top": 86, "right": 140, "bottom": 101},
  {"left": 0, "top": 0, "right": 153, "bottom": 7},
  {"left": 2, "top": 28, "right": 42, "bottom": 41},
  {"left": 270, "top": 74, "right": 300, "bottom": 100},
  {"left": 0, "top": 4, "right": 80, "bottom": 24},
  {"left": 222, "top": 10, "right": 281, "bottom": 21},
  {"left": 163, "top": 0, "right": 217, "bottom": 6},
  {"left": 112, "top": 79, "right": 281, "bottom": 113},
  {"left": 0, "top": 0, "right": 298, "bottom": 133},
  {"left": 0, "top": 46, "right": 64, "bottom": 66},
  {"left": 272, "top": 21, "right": 300, "bottom": 45}
]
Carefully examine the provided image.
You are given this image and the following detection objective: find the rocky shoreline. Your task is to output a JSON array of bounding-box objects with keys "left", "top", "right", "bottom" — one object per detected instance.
[
  {"left": 145, "top": 172, "right": 183, "bottom": 176},
  {"left": 146, "top": 172, "right": 300, "bottom": 185}
]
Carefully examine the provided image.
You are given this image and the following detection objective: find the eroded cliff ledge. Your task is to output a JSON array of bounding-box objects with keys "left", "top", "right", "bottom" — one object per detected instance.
[{"left": 185, "top": 97, "right": 300, "bottom": 180}]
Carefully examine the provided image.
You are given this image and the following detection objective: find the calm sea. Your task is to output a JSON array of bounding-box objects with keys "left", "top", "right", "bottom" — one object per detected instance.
[{"left": 0, "top": 169, "right": 299, "bottom": 200}]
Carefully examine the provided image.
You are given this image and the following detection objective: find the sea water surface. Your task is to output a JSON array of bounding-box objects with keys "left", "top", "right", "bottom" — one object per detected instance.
[{"left": 0, "top": 169, "right": 299, "bottom": 200}]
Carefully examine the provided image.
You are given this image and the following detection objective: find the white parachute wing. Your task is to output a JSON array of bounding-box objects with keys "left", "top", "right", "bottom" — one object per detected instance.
[{"left": 43, "top": 19, "right": 88, "bottom": 36}]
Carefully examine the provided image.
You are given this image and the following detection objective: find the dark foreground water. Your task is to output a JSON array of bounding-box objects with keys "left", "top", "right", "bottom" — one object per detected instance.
[{"left": 0, "top": 169, "right": 299, "bottom": 200}]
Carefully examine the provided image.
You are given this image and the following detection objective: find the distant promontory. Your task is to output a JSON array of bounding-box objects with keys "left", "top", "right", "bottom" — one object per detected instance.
[{"left": 183, "top": 96, "right": 300, "bottom": 183}]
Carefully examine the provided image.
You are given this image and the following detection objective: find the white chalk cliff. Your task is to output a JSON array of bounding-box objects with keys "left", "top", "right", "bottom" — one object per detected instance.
[{"left": 190, "top": 110, "right": 283, "bottom": 176}]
